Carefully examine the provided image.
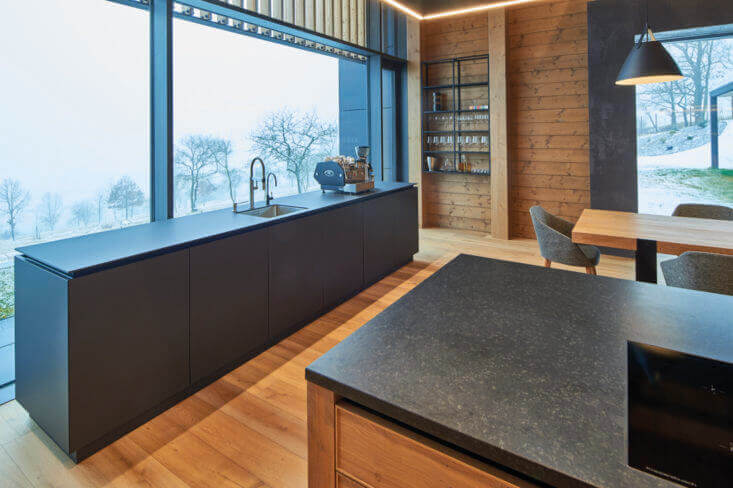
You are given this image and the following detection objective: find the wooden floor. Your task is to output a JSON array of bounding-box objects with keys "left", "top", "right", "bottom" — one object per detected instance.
[{"left": 0, "top": 228, "right": 634, "bottom": 488}]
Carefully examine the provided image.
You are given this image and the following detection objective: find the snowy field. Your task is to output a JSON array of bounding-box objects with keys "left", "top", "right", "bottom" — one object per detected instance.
[
  {"left": 638, "top": 124, "right": 733, "bottom": 215},
  {"left": 639, "top": 123, "right": 733, "bottom": 170}
]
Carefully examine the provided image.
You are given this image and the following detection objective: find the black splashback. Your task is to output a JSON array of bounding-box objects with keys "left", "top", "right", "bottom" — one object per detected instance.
[{"left": 628, "top": 341, "right": 733, "bottom": 488}]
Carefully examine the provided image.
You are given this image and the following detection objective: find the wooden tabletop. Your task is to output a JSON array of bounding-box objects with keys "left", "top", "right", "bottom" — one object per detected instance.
[{"left": 572, "top": 209, "right": 733, "bottom": 255}]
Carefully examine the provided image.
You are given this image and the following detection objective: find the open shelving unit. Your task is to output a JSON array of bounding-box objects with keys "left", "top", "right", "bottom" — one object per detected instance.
[{"left": 421, "top": 54, "right": 490, "bottom": 175}]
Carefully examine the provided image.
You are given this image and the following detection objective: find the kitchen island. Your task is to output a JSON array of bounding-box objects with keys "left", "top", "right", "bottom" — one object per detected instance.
[
  {"left": 15, "top": 182, "right": 417, "bottom": 461},
  {"left": 305, "top": 255, "right": 732, "bottom": 488}
]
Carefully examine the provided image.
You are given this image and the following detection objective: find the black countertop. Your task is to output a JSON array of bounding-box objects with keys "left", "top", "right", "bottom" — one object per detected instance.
[
  {"left": 17, "top": 182, "right": 413, "bottom": 276},
  {"left": 305, "top": 255, "right": 733, "bottom": 488}
]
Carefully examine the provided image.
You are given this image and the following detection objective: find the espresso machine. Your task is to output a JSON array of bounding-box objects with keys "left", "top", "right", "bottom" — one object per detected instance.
[{"left": 314, "top": 145, "right": 375, "bottom": 194}]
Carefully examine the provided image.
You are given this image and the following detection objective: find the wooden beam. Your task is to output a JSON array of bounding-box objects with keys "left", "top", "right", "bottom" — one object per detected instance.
[
  {"left": 406, "top": 17, "right": 423, "bottom": 227},
  {"left": 271, "top": 0, "right": 283, "bottom": 20},
  {"left": 333, "top": 0, "right": 342, "bottom": 39},
  {"left": 295, "top": 0, "right": 305, "bottom": 27},
  {"left": 315, "top": 0, "right": 325, "bottom": 33},
  {"left": 341, "top": 0, "right": 350, "bottom": 41},
  {"left": 349, "top": 0, "right": 358, "bottom": 44},
  {"left": 357, "top": 0, "right": 365, "bottom": 46},
  {"left": 306, "top": 0, "right": 316, "bottom": 30},
  {"left": 324, "top": 0, "right": 334, "bottom": 37},
  {"left": 307, "top": 382, "right": 338, "bottom": 488},
  {"left": 284, "top": 0, "right": 294, "bottom": 23},
  {"left": 489, "top": 9, "right": 510, "bottom": 240}
]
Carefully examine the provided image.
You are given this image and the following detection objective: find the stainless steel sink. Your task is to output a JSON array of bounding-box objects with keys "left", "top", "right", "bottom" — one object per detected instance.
[{"left": 239, "top": 204, "right": 306, "bottom": 218}]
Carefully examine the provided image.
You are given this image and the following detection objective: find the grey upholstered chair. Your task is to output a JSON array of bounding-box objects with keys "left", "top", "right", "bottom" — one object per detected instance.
[
  {"left": 660, "top": 252, "right": 733, "bottom": 296},
  {"left": 672, "top": 203, "right": 733, "bottom": 221},
  {"left": 529, "top": 206, "right": 601, "bottom": 275}
]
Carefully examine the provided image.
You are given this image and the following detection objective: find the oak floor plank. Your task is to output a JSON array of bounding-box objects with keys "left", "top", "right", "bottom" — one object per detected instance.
[
  {"left": 196, "top": 380, "right": 307, "bottom": 460},
  {"left": 0, "top": 447, "right": 33, "bottom": 488}
]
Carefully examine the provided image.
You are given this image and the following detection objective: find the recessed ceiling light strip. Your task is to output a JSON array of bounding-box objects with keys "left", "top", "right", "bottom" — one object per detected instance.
[
  {"left": 423, "top": 0, "right": 536, "bottom": 20},
  {"left": 381, "top": 0, "right": 539, "bottom": 21}
]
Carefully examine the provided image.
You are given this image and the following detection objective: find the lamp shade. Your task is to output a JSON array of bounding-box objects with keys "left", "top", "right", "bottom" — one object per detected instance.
[{"left": 616, "top": 39, "right": 684, "bottom": 86}]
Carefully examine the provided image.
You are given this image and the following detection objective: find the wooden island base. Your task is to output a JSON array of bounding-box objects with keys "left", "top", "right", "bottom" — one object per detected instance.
[{"left": 307, "top": 382, "right": 538, "bottom": 488}]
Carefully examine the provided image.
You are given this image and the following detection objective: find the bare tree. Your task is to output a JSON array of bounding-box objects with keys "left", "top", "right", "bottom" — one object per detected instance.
[
  {"left": 212, "top": 138, "right": 243, "bottom": 206},
  {"left": 107, "top": 176, "right": 145, "bottom": 220},
  {"left": 96, "top": 189, "right": 108, "bottom": 225},
  {"left": 637, "top": 40, "right": 732, "bottom": 130},
  {"left": 71, "top": 201, "right": 94, "bottom": 227},
  {"left": 669, "top": 40, "right": 731, "bottom": 125},
  {"left": 250, "top": 109, "right": 337, "bottom": 194},
  {"left": 175, "top": 135, "right": 220, "bottom": 212},
  {"left": 0, "top": 178, "right": 30, "bottom": 240},
  {"left": 39, "top": 193, "right": 63, "bottom": 231}
]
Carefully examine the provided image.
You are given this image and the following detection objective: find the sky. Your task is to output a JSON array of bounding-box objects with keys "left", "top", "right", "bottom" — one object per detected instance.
[{"left": 0, "top": 0, "right": 338, "bottom": 236}]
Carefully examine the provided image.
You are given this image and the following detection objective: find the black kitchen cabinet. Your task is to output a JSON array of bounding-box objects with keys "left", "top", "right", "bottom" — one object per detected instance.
[
  {"left": 15, "top": 250, "right": 190, "bottom": 459},
  {"left": 393, "top": 187, "right": 419, "bottom": 266},
  {"left": 364, "top": 188, "right": 418, "bottom": 284},
  {"left": 321, "top": 204, "right": 364, "bottom": 309},
  {"left": 15, "top": 184, "right": 417, "bottom": 462},
  {"left": 364, "top": 194, "right": 396, "bottom": 285},
  {"left": 269, "top": 213, "right": 325, "bottom": 339},
  {"left": 190, "top": 228, "right": 269, "bottom": 384}
]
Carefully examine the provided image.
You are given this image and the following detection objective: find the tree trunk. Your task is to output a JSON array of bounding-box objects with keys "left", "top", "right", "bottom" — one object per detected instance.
[
  {"left": 226, "top": 168, "right": 236, "bottom": 204},
  {"left": 190, "top": 170, "right": 197, "bottom": 212}
]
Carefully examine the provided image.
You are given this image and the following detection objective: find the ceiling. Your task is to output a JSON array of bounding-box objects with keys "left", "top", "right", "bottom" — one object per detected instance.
[{"left": 392, "top": 0, "right": 521, "bottom": 18}]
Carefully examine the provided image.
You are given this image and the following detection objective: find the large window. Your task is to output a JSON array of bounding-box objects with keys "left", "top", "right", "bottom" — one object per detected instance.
[
  {"left": 173, "top": 19, "right": 340, "bottom": 217},
  {"left": 636, "top": 30, "right": 733, "bottom": 215},
  {"left": 0, "top": 0, "right": 150, "bottom": 319}
]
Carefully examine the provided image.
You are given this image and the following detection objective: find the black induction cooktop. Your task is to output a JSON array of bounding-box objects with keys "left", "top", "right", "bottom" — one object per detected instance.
[{"left": 628, "top": 342, "right": 733, "bottom": 488}]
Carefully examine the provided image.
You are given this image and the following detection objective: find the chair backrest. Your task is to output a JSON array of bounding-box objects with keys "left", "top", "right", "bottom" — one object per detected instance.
[
  {"left": 529, "top": 206, "right": 573, "bottom": 237},
  {"left": 529, "top": 206, "right": 592, "bottom": 267},
  {"left": 672, "top": 203, "right": 733, "bottom": 221},
  {"left": 660, "top": 251, "right": 733, "bottom": 296}
]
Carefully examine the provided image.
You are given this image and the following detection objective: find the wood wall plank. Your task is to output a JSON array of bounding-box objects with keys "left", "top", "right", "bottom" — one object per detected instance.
[
  {"left": 489, "top": 9, "right": 509, "bottom": 239},
  {"left": 407, "top": 18, "right": 423, "bottom": 227},
  {"left": 508, "top": 0, "right": 591, "bottom": 238}
]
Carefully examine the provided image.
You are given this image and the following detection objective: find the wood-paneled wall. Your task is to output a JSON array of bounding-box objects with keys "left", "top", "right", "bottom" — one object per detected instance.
[
  {"left": 507, "top": 0, "right": 590, "bottom": 238},
  {"left": 421, "top": 13, "right": 492, "bottom": 234}
]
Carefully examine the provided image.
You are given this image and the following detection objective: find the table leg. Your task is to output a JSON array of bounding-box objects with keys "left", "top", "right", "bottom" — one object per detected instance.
[{"left": 636, "top": 239, "right": 657, "bottom": 283}]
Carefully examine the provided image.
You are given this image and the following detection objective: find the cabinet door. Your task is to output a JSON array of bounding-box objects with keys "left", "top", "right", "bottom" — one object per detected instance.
[
  {"left": 322, "top": 204, "right": 364, "bottom": 309},
  {"left": 68, "top": 250, "right": 189, "bottom": 451},
  {"left": 363, "top": 194, "right": 397, "bottom": 285},
  {"left": 269, "top": 213, "right": 324, "bottom": 339},
  {"left": 364, "top": 189, "right": 419, "bottom": 285},
  {"left": 189, "top": 228, "right": 269, "bottom": 384},
  {"left": 392, "top": 187, "right": 419, "bottom": 266}
]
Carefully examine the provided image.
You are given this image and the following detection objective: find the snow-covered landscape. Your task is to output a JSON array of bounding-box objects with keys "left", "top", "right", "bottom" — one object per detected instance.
[
  {"left": 636, "top": 36, "right": 733, "bottom": 216},
  {"left": 638, "top": 123, "right": 733, "bottom": 215}
]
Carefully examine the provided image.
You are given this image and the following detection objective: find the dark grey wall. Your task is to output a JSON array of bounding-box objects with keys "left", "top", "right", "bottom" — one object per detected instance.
[
  {"left": 338, "top": 59, "right": 369, "bottom": 157},
  {"left": 588, "top": 0, "right": 733, "bottom": 213}
]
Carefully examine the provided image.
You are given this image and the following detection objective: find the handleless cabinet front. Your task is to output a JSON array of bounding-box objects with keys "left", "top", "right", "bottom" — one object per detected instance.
[
  {"left": 190, "top": 228, "right": 269, "bottom": 384},
  {"left": 393, "top": 187, "right": 419, "bottom": 266},
  {"left": 322, "top": 204, "right": 364, "bottom": 309},
  {"left": 67, "top": 250, "right": 190, "bottom": 452},
  {"left": 269, "top": 213, "right": 324, "bottom": 339}
]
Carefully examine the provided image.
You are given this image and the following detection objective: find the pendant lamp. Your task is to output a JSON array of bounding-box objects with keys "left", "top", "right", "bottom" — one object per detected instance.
[{"left": 616, "top": 2, "right": 684, "bottom": 86}]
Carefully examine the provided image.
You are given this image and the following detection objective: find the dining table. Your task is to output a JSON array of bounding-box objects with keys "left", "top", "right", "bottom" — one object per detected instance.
[{"left": 571, "top": 209, "right": 733, "bottom": 283}]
